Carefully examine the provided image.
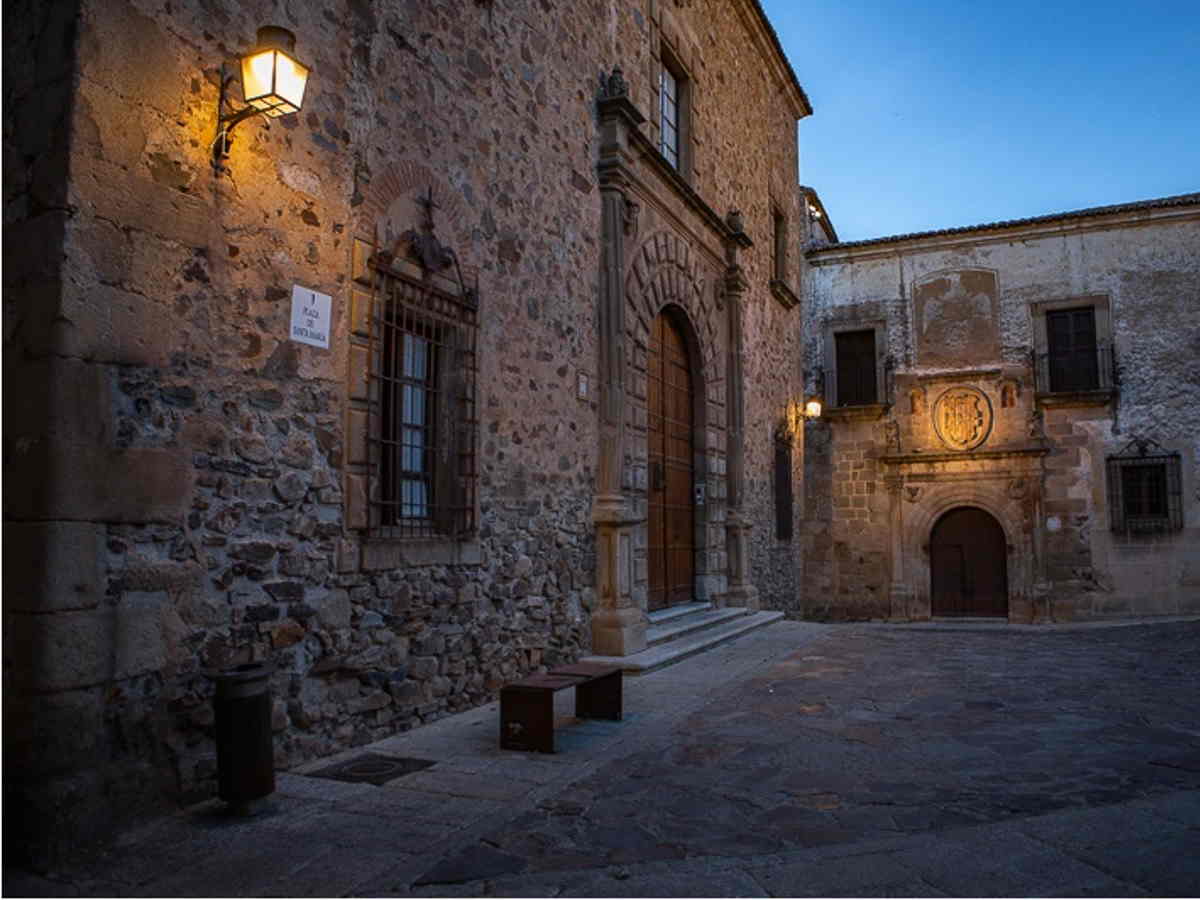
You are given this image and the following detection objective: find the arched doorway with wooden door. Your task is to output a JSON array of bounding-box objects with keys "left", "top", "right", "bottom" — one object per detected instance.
[
  {"left": 929, "top": 506, "right": 1009, "bottom": 617},
  {"left": 646, "top": 307, "right": 698, "bottom": 611}
]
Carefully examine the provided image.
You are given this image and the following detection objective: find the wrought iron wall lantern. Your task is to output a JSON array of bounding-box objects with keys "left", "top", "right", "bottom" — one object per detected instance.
[
  {"left": 804, "top": 398, "right": 823, "bottom": 419},
  {"left": 212, "top": 26, "right": 310, "bottom": 171}
]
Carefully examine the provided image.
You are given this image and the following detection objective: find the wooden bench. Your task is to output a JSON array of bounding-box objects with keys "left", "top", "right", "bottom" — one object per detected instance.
[{"left": 499, "top": 662, "right": 623, "bottom": 753}]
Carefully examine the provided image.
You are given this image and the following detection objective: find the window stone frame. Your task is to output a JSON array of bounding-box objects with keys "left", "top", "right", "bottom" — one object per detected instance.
[
  {"left": 651, "top": 31, "right": 695, "bottom": 184},
  {"left": 1029, "top": 293, "right": 1115, "bottom": 403},
  {"left": 824, "top": 318, "right": 888, "bottom": 413},
  {"left": 346, "top": 237, "right": 482, "bottom": 569}
]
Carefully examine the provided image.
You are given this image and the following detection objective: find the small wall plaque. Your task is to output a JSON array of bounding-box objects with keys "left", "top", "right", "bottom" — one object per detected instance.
[{"left": 290, "top": 284, "right": 331, "bottom": 349}]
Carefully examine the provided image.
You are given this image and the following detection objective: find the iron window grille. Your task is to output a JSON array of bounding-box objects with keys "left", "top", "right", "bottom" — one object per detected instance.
[
  {"left": 1106, "top": 438, "right": 1182, "bottom": 536},
  {"left": 367, "top": 254, "right": 478, "bottom": 539},
  {"left": 1033, "top": 343, "right": 1115, "bottom": 393},
  {"left": 1034, "top": 307, "right": 1115, "bottom": 393}
]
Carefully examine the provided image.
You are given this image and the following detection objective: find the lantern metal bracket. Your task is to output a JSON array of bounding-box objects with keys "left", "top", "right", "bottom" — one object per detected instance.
[{"left": 211, "top": 64, "right": 269, "bottom": 172}]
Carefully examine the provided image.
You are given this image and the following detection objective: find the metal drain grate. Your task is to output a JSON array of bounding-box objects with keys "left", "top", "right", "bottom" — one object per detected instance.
[{"left": 307, "top": 753, "right": 437, "bottom": 786}]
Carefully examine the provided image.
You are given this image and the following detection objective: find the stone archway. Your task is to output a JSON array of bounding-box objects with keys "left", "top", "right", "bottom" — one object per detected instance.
[
  {"left": 896, "top": 483, "right": 1034, "bottom": 622},
  {"left": 625, "top": 234, "right": 726, "bottom": 612}
]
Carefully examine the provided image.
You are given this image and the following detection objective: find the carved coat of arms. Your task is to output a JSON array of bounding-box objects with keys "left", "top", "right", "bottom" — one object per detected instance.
[{"left": 933, "top": 386, "right": 993, "bottom": 451}]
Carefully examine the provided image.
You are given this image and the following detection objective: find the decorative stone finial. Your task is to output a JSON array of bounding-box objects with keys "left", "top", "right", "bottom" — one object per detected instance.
[{"left": 603, "top": 67, "right": 629, "bottom": 100}]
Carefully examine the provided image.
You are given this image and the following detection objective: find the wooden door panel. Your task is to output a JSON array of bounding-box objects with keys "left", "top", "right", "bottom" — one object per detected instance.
[
  {"left": 930, "top": 507, "right": 1007, "bottom": 617},
  {"left": 647, "top": 312, "right": 693, "bottom": 611}
]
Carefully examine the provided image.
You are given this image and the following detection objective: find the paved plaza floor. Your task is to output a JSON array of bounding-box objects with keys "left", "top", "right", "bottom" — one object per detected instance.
[{"left": 7, "top": 618, "right": 1200, "bottom": 897}]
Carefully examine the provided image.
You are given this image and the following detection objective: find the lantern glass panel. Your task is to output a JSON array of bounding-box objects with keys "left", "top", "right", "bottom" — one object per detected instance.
[
  {"left": 240, "top": 48, "right": 308, "bottom": 117},
  {"left": 241, "top": 49, "right": 278, "bottom": 108},
  {"left": 272, "top": 54, "right": 308, "bottom": 113}
]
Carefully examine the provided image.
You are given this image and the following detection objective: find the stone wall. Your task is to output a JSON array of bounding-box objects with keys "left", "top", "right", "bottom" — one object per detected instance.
[
  {"left": 803, "top": 198, "right": 1200, "bottom": 621},
  {"left": 3, "top": 0, "right": 813, "bottom": 863}
]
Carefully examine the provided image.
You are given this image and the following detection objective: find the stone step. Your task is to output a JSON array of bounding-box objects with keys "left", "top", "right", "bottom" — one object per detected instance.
[
  {"left": 646, "top": 601, "right": 712, "bottom": 626},
  {"left": 581, "top": 610, "right": 786, "bottom": 675},
  {"left": 646, "top": 605, "right": 750, "bottom": 647}
]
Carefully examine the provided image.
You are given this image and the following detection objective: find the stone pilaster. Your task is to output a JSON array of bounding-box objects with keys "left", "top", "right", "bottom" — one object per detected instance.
[
  {"left": 592, "top": 68, "right": 649, "bottom": 655},
  {"left": 885, "top": 477, "right": 914, "bottom": 619},
  {"left": 722, "top": 211, "right": 759, "bottom": 610},
  {"left": 591, "top": 494, "right": 647, "bottom": 655}
]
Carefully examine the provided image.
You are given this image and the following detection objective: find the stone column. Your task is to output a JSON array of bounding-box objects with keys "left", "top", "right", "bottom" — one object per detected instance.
[
  {"left": 722, "top": 211, "right": 760, "bottom": 610},
  {"left": 885, "top": 476, "right": 913, "bottom": 619},
  {"left": 591, "top": 69, "right": 648, "bottom": 656}
]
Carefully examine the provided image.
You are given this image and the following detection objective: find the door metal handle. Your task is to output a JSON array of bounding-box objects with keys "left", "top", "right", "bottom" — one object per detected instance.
[{"left": 651, "top": 460, "right": 665, "bottom": 492}]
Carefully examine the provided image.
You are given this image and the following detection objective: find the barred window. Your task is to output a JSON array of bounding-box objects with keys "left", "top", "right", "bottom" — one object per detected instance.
[
  {"left": 369, "top": 257, "right": 477, "bottom": 538},
  {"left": 1106, "top": 439, "right": 1182, "bottom": 536}
]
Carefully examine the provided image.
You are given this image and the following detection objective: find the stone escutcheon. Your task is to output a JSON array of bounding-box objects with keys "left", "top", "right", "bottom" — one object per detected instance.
[{"left": 932, "top": 385, "right": 993, "bottom": 451}]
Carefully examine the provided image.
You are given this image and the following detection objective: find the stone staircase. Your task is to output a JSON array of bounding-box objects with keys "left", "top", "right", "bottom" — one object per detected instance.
[{"left": 581, "top": 602, "right": 785, "bottom": 675}]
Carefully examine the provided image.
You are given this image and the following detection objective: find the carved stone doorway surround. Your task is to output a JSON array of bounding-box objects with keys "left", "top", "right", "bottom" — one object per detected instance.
[
  {"left": 590, "top": 69, "right": 755, "bottom": 656},
  {"left": 883, "top": 447, "right": 1048, "bottom": 623}
]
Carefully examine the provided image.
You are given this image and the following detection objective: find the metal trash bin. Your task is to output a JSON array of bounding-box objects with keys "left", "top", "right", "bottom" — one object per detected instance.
[{"left": 212, "top": 662, "right": 275, "bottom": 807}]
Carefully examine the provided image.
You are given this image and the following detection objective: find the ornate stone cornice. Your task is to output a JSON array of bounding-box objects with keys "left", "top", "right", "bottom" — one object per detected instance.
[
  {"left": 770, "top": 278, "right": 800, "bottom": 309},
  {"left": 881, "top": 444, "right": 1050, "bottom": 465},
  {"left": 627, "top": 126, "right": 748, "bottom": 249}
]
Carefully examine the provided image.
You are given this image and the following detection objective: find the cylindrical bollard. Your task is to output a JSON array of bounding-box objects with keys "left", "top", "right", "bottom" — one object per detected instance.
[{"left": 212, "top": 662, "right": 275, "bottom": 808}]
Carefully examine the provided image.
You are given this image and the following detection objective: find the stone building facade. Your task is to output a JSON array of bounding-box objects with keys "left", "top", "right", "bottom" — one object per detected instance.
[
  {"left": 800, "top": 195, "right": 1200, "bottom": 622},
  {"left": 4, "top": 0, "right": 810, "bottom": 862}
]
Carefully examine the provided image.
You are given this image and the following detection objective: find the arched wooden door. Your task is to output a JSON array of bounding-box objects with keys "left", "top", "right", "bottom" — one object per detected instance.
[
  {"left": 930, "top": 507, "right": 1008, "bottom": 616},
  {"left": 647, "top": 311, "right": 695, "bottom": 611}
]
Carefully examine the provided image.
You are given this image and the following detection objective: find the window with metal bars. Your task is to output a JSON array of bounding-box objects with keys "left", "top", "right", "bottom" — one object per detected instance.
[
  {"left": 1036, "top": 306, "right": 1116, "bottom": 393},
  {"left": 368, "top": 257, "right": 477, "bottom": 539},
  {"left": 1106, "top": 439, "right": 1182, "bottom": 535}
]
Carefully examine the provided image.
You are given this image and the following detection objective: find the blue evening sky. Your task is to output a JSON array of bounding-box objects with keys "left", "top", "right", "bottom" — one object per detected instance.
[{"left": 761, "top": 1, "right": 1200, "bottom": 242}]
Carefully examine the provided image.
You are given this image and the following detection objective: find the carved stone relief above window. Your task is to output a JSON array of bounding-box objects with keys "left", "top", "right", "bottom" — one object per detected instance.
[{"left": 913, "top": 268, "right": 1000, "bottom": 368}]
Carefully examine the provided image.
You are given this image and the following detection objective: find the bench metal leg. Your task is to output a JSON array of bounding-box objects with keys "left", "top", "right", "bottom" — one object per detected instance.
[
  {"left": 575, "top": 671, "right": 622, "bottom": 721},
  {"left": 500, "top": 687, "right": 555, "bottom": 753}
]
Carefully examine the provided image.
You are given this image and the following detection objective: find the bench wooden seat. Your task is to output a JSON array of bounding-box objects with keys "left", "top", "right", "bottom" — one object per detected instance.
[{"left": 499, "top": 663, "right": 623, "bottom": 753}]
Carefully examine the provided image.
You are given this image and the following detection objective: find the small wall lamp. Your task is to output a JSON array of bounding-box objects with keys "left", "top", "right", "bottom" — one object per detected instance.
[
  {"left": 804, "top": 398, "right": 823, "bottom": 418},
  {"left": 213, "top": 26, "right": 310, "bottom": 170}
]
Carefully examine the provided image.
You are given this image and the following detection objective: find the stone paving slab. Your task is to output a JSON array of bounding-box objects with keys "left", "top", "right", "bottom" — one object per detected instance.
[{"left": 6, "top": 620, "right": 1200, "bottom": 898}]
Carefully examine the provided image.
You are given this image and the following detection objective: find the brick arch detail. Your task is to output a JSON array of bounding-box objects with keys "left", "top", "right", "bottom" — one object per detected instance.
[
  {"left": 354, "top": 160, "right": 470, "bottom": 249},
  {"left": 901, "top": 484, "right": 1035, "bottom": 616},
  {"left": 625, "top": 230, "right": 720, "bottom": 388},
  {"left": 911, "top": 492, "right": 1019, "bottom": 554}
]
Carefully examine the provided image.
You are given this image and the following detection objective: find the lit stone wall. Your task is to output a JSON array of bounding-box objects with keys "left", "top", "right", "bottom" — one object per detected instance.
[
  {"left": 2, "top": 0, "right": 812, "bottom": 861},
  {"left": 803, "top": 199, "right": 1200, "bottom": 621}
]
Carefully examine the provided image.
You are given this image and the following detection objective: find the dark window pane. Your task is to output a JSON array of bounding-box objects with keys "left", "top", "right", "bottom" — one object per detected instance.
[
  {"left": 835, "top": 329, "right": 877, "bottom": 406},
  {"left": 773, "top": 210, "right": 786, "bottom": 281},
  {"left": 1122, "top": 464, "right": 1166, "bottom": 518},
  {"left": 774, "top": 439, "right": 793, "bottom": 540},
  {"left": 381, "top": 324, "right": 436, "bottom": 523},
  {"left": 1046, "top": 307, "right": 1098, "bottom": 391}
]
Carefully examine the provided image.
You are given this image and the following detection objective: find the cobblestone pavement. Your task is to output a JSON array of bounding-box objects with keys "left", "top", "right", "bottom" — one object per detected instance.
[{"left": 7, "top": 619, "right": 1200, "bottom": 897}]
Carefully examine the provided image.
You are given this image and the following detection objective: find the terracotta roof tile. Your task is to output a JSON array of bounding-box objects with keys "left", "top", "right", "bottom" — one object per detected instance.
[{"left": 819, "top": 192, "right": 1200, "bottom": 251}]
